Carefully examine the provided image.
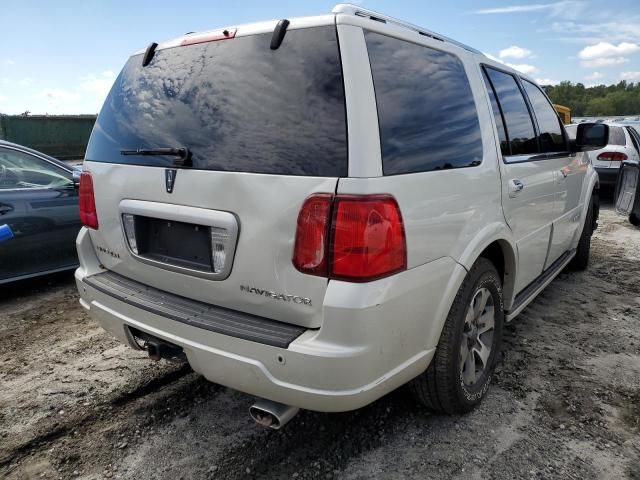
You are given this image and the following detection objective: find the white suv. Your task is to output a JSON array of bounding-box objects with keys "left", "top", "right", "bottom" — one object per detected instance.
[{"left": 75, "top": 4, "right": 605, "bottom": 426}]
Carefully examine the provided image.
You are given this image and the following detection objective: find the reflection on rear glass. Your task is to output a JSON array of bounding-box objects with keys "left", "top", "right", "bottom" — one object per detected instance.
[{"left": 86, "top": 27, "right": 348, "bottom": 177}]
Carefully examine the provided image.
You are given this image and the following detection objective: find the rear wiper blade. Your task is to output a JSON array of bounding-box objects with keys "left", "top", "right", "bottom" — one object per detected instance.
[{"left": 120, "top": 147, "right": 192, "bottom": 167}]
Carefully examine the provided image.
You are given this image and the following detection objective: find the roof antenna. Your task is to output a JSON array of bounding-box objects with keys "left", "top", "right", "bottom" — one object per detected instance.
[
  {"left": 142, "top": 42, "right": 158, "bottom": 67},
  {"left": 270, "top": 19, "right": 290, "bottom": 50}
]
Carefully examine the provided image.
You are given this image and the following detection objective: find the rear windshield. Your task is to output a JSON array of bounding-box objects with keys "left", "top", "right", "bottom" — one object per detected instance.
[{"left": 86, "top": 26, "right": 348, "bottom": 177}]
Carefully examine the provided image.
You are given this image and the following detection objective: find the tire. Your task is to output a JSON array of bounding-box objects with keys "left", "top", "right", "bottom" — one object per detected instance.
[
  {"left": 410, "top": 257, "right": 504, "bottom": 414},
  {"left": 568, "top": 199, "right": 594, "bottom": 271}
]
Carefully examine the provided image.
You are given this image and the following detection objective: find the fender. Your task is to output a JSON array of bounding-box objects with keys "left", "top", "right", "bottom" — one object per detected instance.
[
  {"left": 455, "top": 221, "right": 519, "bottom": 310},
  {"left": 571, "top": 164, "right": 599, "bottom": 249}
]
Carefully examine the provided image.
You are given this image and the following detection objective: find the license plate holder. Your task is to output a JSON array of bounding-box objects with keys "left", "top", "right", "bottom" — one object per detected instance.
[{"left": 135, "top": 216, "right": 212, "bottom": 272}]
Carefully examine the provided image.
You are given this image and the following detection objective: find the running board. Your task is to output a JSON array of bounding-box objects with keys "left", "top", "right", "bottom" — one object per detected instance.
[{"left": 505, "top": 249, "right": 575, "bottom": 322}]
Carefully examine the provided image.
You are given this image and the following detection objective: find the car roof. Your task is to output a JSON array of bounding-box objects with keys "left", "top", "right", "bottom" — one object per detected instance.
[
  {"left": 128, "top": 4, "right": 530, "bottom": 83},
  {"left": 0, "top": 139, "right": 75, "bottom": 172}
]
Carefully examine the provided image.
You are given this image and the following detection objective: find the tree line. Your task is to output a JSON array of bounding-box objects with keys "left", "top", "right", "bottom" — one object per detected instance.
[{"left": 543, "top": 81, "right": 640, "bottom": 117}]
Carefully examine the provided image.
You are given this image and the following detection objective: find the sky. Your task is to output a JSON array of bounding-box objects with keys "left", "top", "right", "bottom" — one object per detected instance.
[{"left": 1, "top": 0, "right": 640, "bottom": 115}]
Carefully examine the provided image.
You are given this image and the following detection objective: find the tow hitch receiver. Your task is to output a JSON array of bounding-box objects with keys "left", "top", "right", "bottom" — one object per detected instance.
[{"left": 131, "top": 328, "right": 187, "bottom": 363}]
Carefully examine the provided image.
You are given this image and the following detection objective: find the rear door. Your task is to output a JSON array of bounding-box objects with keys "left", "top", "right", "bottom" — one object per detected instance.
[
  {"left": 520, "top": 80, "right": 585, "bottom": 267},
  {"left": 482, "top": 67, "right": 555, "bottom": 294},
  {"left": 0, "top": 147, "right": 79, "bottom": 282},
  {"left": 83, "top": 23, "right": 347, "bottom": 328}
]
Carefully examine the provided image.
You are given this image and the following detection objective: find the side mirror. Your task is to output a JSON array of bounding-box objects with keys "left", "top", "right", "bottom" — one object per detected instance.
[{"left": 574, "top": 123, "right": 609, "bottom": 152}]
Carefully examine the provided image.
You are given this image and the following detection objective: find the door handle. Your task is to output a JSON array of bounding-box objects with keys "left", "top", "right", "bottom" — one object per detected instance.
[
  {"left": 0, "top": 204, "right": 13, "bottom": 215},
  {"left": 509, "top": 179, "right": 524, "bottom": 197}
]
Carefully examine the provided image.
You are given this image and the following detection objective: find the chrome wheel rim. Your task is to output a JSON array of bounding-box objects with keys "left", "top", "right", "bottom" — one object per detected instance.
[{"left": 460, "top": 287, "right": 495, "bottom": 386}]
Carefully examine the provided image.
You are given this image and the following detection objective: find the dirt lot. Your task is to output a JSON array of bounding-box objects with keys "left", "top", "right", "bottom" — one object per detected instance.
[{"left": 1, "top": 204, "right": 639, "bottom": 480}]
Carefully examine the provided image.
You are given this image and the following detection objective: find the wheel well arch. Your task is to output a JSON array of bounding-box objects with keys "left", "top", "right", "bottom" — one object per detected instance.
[{"left": 478, "top": 240, "right": 517, "bottom": 310}]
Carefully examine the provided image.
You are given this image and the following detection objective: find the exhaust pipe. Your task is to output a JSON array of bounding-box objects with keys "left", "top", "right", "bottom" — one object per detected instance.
[{"left": 249, "top": 399, "right": 299, "bottom": 430}]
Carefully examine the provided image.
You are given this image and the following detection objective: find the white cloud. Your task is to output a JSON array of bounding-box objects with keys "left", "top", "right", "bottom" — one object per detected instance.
[
  {"left": 499, "top": 46, "right": 533, "bottom": 59},
  {"left": 18, "top": 77, "right": 34, "bottom": 87},
  {"left": 474, "top": 4, "right": 553, "bottom": 14},
  {"left": 472, "top": 1, "right": 585, "bottom": 19},
  {"left": 585, "top": 71, "right": 604, "bottom": 81},
  {"left": 581, "top": 57, "right": 629, "bottom": 68},
  {"left": 578, "top": 42, "right": 640, "bottom": 60},
  {"left": 483, "top": 54, "right": 539, "bottom": 75},
  {"left": 620, "top": 71, "right": 640, "bottom": 81},
  {"left": 535, "top": 78, "right": 560, "bottom": 86},
  {"left": 33, "top": 89, "right": 81, "bottom": 102},
  {"left": 79, "top": 70, "right": 116, "bottom": 97},
  {"left": 483, "top": 52, "right": 505, "bottom": 64},
  {"left": 506, "top": 63, "right": 539, "bottom": 74},
  {"left": 0, "top": 95, "right": 8, "bottom": 104},
  {"left": 3, "top": 59, "right": 15, "bottom": 66}
]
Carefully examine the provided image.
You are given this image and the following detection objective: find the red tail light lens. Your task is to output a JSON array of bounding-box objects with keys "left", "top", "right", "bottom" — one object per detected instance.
[
  {"left": 330, "top": 195, "right": 406, "bottom": 282},
  {"left": 292, "top": 193, "right": 333, "bottom": 276},
  {"left": 79, "top": 172, "right": 99, "bottom": 229},
  {"left": 597, "top": 152, "right": 627, "bottom": 161},
  {"left": 292, "top": 193, "right": 407, "bottom": 282}
]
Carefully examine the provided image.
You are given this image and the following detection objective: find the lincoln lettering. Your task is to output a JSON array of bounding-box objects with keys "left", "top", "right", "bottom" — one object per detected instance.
[{"left": 240, "top": 285, "right": 312, "bottom": 306}]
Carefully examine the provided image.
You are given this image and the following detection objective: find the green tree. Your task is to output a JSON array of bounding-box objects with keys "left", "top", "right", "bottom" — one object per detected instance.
[{"left": 545, "top": 81, "right": 640, "bottom": 116}]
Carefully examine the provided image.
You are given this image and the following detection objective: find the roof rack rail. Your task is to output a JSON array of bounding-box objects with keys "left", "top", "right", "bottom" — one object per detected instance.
[{"left": 331, "top": 3, "right": 482, "bottom": 55}]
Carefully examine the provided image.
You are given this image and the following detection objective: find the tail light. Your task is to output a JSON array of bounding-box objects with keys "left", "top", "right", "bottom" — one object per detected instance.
[
  {"left": 79, "top": 172, "right": 98, "bottom": 229},
  {"left": 292, "top": 194, "right": 333, "bottom": 276},
  {"left": 597, "top": 152, "right": 627, "bottom": 162},
  {"left": 293, "top": 194, "right": 407, "bottom": 282}
]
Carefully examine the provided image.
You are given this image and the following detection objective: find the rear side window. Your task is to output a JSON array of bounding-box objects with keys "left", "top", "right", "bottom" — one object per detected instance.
[
  {"left": 484, "top": 67, "right": 538, "bottom": 156},
  {"left": 609, "top": 127, "right": 626, "bottom": 146},
  {"left": 482, "top": 69, "right": 509, "bottom": 156},
  {"left": 365, "top": 32, "right": 482, "bottom": 175},
  {"left": 86, "top": 26, "right": 347, "bottom": 177},
  {"left": 522, "top": 80, "right": 566, "bottom": 153}
]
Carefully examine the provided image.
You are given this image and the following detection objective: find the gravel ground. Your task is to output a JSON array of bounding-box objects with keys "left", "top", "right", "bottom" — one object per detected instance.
[{"left": 1, "top": 204, "right": 639, "bottom": 480}]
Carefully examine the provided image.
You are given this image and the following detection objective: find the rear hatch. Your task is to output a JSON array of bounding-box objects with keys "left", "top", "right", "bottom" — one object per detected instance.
[{"left": 83, "top": 22, "right": 347, "bottom": 328}]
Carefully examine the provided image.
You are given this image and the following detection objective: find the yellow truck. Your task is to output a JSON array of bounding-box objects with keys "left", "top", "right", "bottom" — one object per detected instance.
[{"left": 553, "top": 104, "right": 571, "bottom": 124}]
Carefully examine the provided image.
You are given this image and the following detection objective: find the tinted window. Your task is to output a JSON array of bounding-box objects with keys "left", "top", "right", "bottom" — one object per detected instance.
[
  {"left": 482, "top": 69, "right": 509, "bottom": 156},
  {"left": 609, "top": 126, "right": 626, "bottom": 146},
  {"left": 365, "top": 32, "right": 482, "bottom": 175},
  {"left": 522, "top": 80, "right": 566, "bottom": 153},
  {"left": 86, "top": 27, "right": 347, "bottom": 177},
  {"left": 0, "top": 148, "right": 73, "bottom": 190},
  {"left": 485, "top": 68, "right": 538, "bottom": 156}
]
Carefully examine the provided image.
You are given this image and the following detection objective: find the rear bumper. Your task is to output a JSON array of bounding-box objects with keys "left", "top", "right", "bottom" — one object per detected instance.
[
  {"left": 76, "top": 228, "right": 463, "bottom": 412},
  {"left": 595, "top": 167, "right": 619, "bottom": 186}
]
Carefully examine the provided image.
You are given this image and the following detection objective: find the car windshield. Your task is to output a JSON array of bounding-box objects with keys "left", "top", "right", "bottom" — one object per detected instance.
[{"left": 85, "top": 26, "right": 348, "bottom": 177}]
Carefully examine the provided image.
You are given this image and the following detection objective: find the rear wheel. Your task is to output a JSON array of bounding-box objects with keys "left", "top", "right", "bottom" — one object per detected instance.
[
  {"left": 411, "top": 258, "right": 504, "bottom": 414},
  {"left": 568, "top": 199, "right": 594, "bottom": 271}
]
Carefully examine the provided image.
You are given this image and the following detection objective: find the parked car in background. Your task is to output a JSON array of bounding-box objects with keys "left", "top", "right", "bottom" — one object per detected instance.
[
  {"left": 0, "top": 140, "right": 81, "bottom": 283},
  {"left": 615, "top": 126, "right": 640, "bottom": 226},
  {"left": 565, "top": 122, "right": 640, "bottom": 187},
  {"left": 74, "top": 4, "right": 604, "bottom": 427}
]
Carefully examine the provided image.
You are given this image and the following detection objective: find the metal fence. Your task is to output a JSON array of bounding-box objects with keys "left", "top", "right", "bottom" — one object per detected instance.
[{"left": 0, "top": 114, "right": 97, "bottom": 160}]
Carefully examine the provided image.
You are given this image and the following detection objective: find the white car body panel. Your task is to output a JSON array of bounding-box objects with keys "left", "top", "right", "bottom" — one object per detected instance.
[{"left": 84, "top": 162, "right": 338, "bottom": 329}]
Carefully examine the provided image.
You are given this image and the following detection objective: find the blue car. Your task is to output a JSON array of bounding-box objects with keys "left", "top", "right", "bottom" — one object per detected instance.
[{"left": 0, "top": 140, "right": 82, "bottom": 283}]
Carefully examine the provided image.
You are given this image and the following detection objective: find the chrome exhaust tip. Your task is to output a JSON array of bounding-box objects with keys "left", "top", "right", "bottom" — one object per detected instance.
[{"left": 249, "top": 399, "right": 299, "bottom": 430}]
